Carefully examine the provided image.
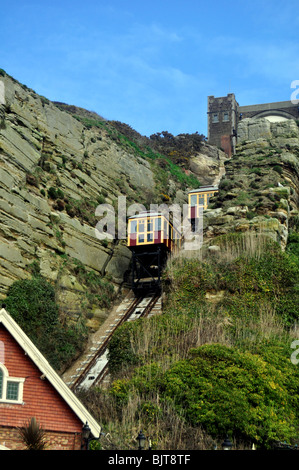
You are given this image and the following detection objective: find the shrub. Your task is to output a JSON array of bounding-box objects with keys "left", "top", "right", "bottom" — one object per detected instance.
[
  {"left": 5, "top": 277, "right": 59, "bottom": 339},
  {"left": 219, "top": 179, "right": 233, "bottom": 190},
  {"left": 47, "top": 186, "right": 64, "bottom": 200},
  {"left": 246, "top": 211, "right": 256, "bottom": 220},
  {"left": 160, "top": 343, "right": 299, "bottom": 448},
  {"left": 18, "top": 417, "right": 47, "bottom": 450},
  {"left": 4, "top": 277, "right": 87, "bottom": 371},
  {"left": 26, "top": 173, "right": 39, "bottom": 187},
  {"left": 273, "top": 165, "right": 283, "bottom": 175}
]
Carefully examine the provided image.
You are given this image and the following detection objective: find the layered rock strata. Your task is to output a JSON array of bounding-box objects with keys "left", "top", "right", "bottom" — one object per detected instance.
[
  {"left": 203, "top": 118, "right": 299, "bottom": 250},
  {"left": 0, "top": 74, "right": 156, "bottom": 326}
]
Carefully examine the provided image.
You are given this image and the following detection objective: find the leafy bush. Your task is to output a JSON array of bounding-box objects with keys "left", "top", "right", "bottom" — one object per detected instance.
[
  {"left": 4, "top": 276, "right": 87, "bottom": 371},
  {"left": 273, "top": 165, "right": 283, "bottom": 175},
  {"left": 219, "top": 179, "right": 233, "bottom": 190},
  {"left": 47, "top": 186, "right": 64, "bottom": 200},
  {"left": 5, "top": 277, "right": 59, "bottom": 338},
  {"left": 287, "top": 231, "right": 299, "bottom": 258},
  {"left": 108, "top": 339, "right": 299, "bottom": 449},
  {"left": 161, "top": 343, "right": 299, "bottom": 448}
]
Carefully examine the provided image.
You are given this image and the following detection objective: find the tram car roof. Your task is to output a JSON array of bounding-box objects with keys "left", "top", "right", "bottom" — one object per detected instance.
[
  {"left": 188, "top": 185, "right": 218, "bottom": 194},
  {"left": 128, "top": 211, "right": 171, "bottom": 221}
]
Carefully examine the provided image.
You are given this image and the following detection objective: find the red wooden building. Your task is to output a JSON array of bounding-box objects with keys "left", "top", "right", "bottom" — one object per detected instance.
[{"left": 0, "top": 308, "right": 101, "bottom": 450}]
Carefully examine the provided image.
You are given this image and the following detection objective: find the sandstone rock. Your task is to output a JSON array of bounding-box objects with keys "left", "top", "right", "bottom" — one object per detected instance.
[
  {"left": 271, "top": 119, "right": 299, "bottom": 139},
  {"left": 58, "top": 274, "right": 85, "bottom": 292},
  {"left": 0, "top": 74, "right": 161, "bottom": 302},
  {"left": 226, "top": 206, "right": 248, "bottom": 216},
  {"left": 105, "top": 244, "right": 131, "bottom": 283},
  {"left": 238, "top": 118, "right": 271, "bottom": 142},
  {"left": 189, "top": 143, "right": 227, "bottom": 186},
  {"left": 208, "top": 245, "right": 220, "bottom": 252},
  {"left": 204, "top": 117, "right": 299, "bottom": 250}
]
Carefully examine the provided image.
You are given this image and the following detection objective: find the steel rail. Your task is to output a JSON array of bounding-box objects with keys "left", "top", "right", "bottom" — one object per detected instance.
[
  {"left": 71, "top": 296, "right": 143, "bottom": 391},
  {"left": 72, "top": 294, "right": 161, "bottom": 391},
  {"left": 93, "top": 294, "right": 161, "bottom": 387}
]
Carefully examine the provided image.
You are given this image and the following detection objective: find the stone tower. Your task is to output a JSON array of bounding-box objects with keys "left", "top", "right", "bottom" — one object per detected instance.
[
  {"left": 207, "top": 93, "right": 239, "bottom": 156},
  {"left": 207, "top": 93, "right": 299, "bottom": 157}
]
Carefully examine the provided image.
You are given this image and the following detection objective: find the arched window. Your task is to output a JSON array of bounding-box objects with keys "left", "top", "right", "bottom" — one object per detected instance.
[{"left": 0, "top": 364, "right": 25, "bottom": 404}]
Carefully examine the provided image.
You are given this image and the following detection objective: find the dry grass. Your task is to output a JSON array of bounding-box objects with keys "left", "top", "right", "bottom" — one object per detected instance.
[
  {"left": 79, "top": 387, "right": 217, "bottom": 450},
  {"left": 231, "top": 302, "right": 286, "bottom": 346}
]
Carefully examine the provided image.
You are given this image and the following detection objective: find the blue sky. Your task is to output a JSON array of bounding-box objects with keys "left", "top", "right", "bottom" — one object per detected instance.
[{"left": 1, "top": 0, "right": 299, "bottom": 137}]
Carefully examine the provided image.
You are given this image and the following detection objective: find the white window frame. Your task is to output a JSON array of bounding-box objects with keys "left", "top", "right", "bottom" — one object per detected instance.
[
  {"left": 212, "top": 113, "right": 219, "bottom": 123},
  {"left": 0, "top": 363, "right": 25, "bottom": 404}
]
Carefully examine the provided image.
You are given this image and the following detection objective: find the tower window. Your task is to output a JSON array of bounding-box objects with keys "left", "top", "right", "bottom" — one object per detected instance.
[
  {"left": 223, "top": 112, "right": 229, "bottom": 122},
  {"left": 212, "top": 113, "right": 219, "bottom": 123}
]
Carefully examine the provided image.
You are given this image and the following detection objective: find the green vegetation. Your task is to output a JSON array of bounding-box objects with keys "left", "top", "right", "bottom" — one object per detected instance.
[
  {"left": 48, "top": 186, "right": 64, "bottom": 200},
  {"left": 71, "top": 258, "right": 115, "bottom": 309},
  {"left": 161, "top": 342, "right": 298, "bottom": 446},
  {"left": 287, "top": 231, "right": 299, "bottom": 257},
  {"left": 4, "top": 275, "right": 87, "bottom": 372},
  {"left": 18, "top": 417, "right": 47, "bottom": 450},
  {"left": 3, "top": 82, "right": 297, "bottom": 449},
  {"left": 68, "top": 110, "right": 202, "bottom": 193},
  {"left": 73, "top": 115, "right": 106, "bottom": 130},
  {"left": 79, "top": 235, "right": 299, "bottom": 450},
  {"left": 65, "top": 197, "right": 99, "bottom": 226}
]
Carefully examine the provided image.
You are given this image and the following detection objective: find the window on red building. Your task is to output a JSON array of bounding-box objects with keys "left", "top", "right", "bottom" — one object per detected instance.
[{"left": 0, "top": 364, "right": 25, "bottom": 404}]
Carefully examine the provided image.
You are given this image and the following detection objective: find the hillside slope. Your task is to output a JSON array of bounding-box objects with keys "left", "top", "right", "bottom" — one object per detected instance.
[
  {"left": 78, "top": 118, "right": 299, "bottom": 450},
  {"left": 0, "top": 70, "right": 226, "bottom": 335}
]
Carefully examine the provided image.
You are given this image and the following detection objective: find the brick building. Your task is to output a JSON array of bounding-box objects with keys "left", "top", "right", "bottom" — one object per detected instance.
[
  {"left": 0, "top": 308, "right": 101, "bottom": 450},
  {"left": 207, "top": 94, "right": 299, "bottom": 156},
  {"left": 207, "top": 94, "right": 239, "bottom": 157}
]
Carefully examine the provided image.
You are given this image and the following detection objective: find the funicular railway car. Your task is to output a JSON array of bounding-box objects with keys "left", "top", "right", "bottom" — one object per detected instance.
[
  {"left": 127, "top": 211, "right": 181, "bottom": 293},
  {"left": 188, "top": 186, "right": 218, "bottom": 231}
]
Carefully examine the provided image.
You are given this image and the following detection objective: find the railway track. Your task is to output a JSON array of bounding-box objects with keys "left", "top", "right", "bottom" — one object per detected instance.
[{"left": 66, "top": 293, "right": 161, "bottom": 392}]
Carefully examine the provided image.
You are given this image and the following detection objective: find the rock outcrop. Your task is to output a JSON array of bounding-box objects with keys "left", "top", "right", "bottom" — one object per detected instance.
[
  {"left": 0, "top": 73, "right": 153, "bottom": 327},
  {"left": 0, "top": 71, "right": 225, "bottom": 330},
  {"left": 189, "top": 142, "right": 228, "bottom": 186},
  {"left": 203, "top": 118, "right": 299, "bottom": 249}
]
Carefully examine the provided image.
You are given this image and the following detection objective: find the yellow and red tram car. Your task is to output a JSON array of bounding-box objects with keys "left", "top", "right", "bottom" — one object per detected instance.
[
  {"left": 188, "top": 186, "right": 218, "bottom": 219},
  {"left": 127, "top": 211, "right": 181, "bottom": 253},
  {"left": 127, "top": 211, "right": 181, "bottom": 293}
]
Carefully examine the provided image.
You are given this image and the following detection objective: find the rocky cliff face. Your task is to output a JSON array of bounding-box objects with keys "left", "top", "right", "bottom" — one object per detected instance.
[
  {"left": 0, "top": 71, "right": 225, "bottom": 330},
  {"left": 0, "top": 74, "right": 140, "bottom": 327},
  {"left": 203, "top": 117, "right": 299, "bottom": 250}
]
